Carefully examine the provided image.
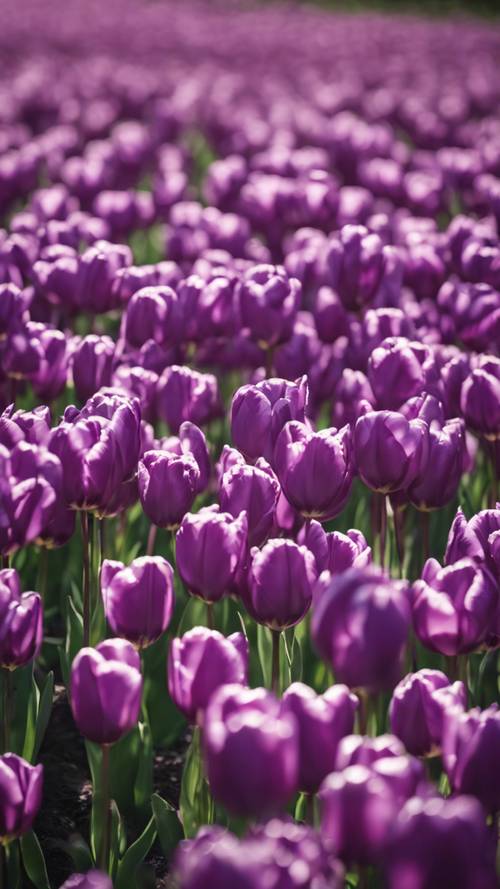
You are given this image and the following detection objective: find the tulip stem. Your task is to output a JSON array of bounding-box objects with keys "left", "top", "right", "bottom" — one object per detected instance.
[
  {"left": 271, "top": 629, "right": 281, "bottom": 696},
  {"left": 393, "top": 507, "right": 405, "bottom": 578},
  {"left": 265, "top": 346, "right": 275, "bottom": 378},
  {"left": 81, "top": 512, "right": 91, "bottom": 647},
  {"left": 420, "top": 511, "right": 430, "bottom": 565},
  {"left": 146, "top": 523, "right": 157, "bottom": 556},
  {"left": 36, "top": 547, "right": 49, "bottom": 604},
  {"left": 98, "top": 744, "right": 111, "bottom": 873},
  {"left": 487, "top": 442, "right": 498, "bottom": 508},
  {"left": 1, "top": 669, "right": 11, "bottom": 753},
  {"left": 206, "top": 602, "right": 214, "bottom": 630},
  {"left": 379, "top": 494, "right": 387, "bottom": 570}
]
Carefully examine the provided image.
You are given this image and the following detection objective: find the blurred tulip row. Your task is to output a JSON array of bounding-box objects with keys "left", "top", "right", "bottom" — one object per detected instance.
[{"left": 0, "top": 1, "right": 499, "bottom": 888}]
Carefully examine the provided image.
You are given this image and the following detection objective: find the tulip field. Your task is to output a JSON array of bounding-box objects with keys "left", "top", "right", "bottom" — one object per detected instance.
[{"left": 0, "top": 0, "right": 500, "bottom": 887}]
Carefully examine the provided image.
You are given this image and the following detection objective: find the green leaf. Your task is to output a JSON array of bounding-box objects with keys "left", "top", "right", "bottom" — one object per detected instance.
[
  {"left": 257, "top": 624, "right": 272, "bottom": 688},
  {"left": 134, "top": 722, "right": 154, "bottom": 820},
  {"left": 31, "top": 671, "right": 54, "bottom": 762},
  {"left": 114, "top": 815, "right": 157, "bottom": 889},
  {"left": 179, "top": 727, "right": 214, "bottom": 838},
  {"left": 6, "top": 839, "right": 21, "bottom": 889},
  {"left": 20, "top": 830, "right": 51, "bottom": 889},
  {"left": 66, "top": 595, "right": 83, "bottom": 664},
  {"left": 61, "top": 835, "right": 94, "bottom": 873},
  {"left": 21, "top": 670, "right": 39, "bottom": 762},
  {"left": 152, "top": 793, "right": 183, "bottom": 858},
  {"left": 177, "top": 597, "right": 207, "bottom": 636}
]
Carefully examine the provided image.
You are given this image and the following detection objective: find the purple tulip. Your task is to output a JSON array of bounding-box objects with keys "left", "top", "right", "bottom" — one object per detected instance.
[
  {"left": 171, "top": 826, "right": 274, "bottom": 889},
  {"left": 389, "top": 669, "right": 466, "bottom": 757},
  {"left": 0, "top": 443, "right": 58, "bottom": 555},
  {"left": 0, "top": 754, "right": 43, "bottom": 842},
  {"left": 314, "top": 286, "right": 350, "bottom": 344},
  {"left": 298, "top": 520, "right": 372, "bottom": 575},
  {"left": 72, "top": 335, "right": 114, "bottom": 403},
  {"left": 274, "top": 421, "right": 353, "bottom": 522},
  {"left": 176, "top": 507, "right": 248, "bottom": 603},
  {"left": 101, "top": 556, "right": 174, "bottom": 648},
  {"left": 335, "top": 734, "right": 407, "bottom": 770},
  {"left": 238, "top": 263, "right": 301, "bottom": 347},
  {"left": 59, "top": 872, "right": 112, "bottom": 889},
  {"left": 312, "top": 567, "right": 410, "bottom": 691},
  {"left": 156, "top": 365, "right": 221, "bottom": 433},
  {"left": 460, "top": 360, "right": 500, "bottom": 441},
  {"left": 367, "top": 337, "right": 436, "bottom": 411},
  {"left": 445, "top": 506, "right": 500, "bottom": 581},
  {"left": 384, "top": 796, "right": 498, "bottom": 889},
  {"left": 219, "top": 453, "right": 279, "bottom": 547},
  {"left": 31, "top": 326, "right": 68, "bottom": 402},
  {"left": 70, "top": 638, "right": 143, "bottom": 745},
  {"left": 282, "top": 682, "right": 357, "bottom": 793},
  {"left": 230, "top": 376, "right": 308, "bottom": 464},
  {"left": 354, "top": 410, "right": 429, "bottom": 493},
  {"left": 123, "top": 285, "right": 181, "bottom": 349},
  {"left": 244, "top": 538, "right": 316, "bottom": 630},
  {"left": 331, "top": 369, "right": 374, "bottom": 428},
  {"left": 159, "top": 422, "right": 211, "bottom": 495},
  {"left": 407, "top": 418, "right": 466, "bottom": 510},
  {"left": 168, "top": 627, "right": 248, "bottom": 723},
  {"left": 203, "top": 684, "right": 298, "bottom": 817},
  {"left": 324, "top": 224, "right": 386, "bottom": 312},
  {"left": 412, "top": 558, "right": 498, "bottom": 655},
  {"left": 443, "top": 704, "right": 500, "bottom": 814},
  {"left": 138, "top": 449, "right": 199, "bottom": 530},
  {"left": 0, "top": 569, "right": 42, "bottom": 669}
]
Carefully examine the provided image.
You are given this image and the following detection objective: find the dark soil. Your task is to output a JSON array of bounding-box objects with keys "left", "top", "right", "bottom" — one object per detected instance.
[{"left": 34, "top": 687, "right": 188, "bottom": 888}]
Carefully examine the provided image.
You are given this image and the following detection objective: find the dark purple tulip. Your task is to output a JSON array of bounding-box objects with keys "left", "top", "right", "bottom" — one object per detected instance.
[
  {"left": 156, "top": 365, "right": 222, "bottom": 433},
  {"left": 384, "top": 796, "right": 498, "bottom": 889},
  {"left": 238, "top": 263, "right": 301, "bottom": 347},
  {"left": 332, "top": 369, "right": 374, "bottom": 428},
  {"left": 101, "top": 556, "right": 174, "bottom": 648},
  {"left": 219, "top": 453, "right": 279, "bottom": 547},
  {"left": 282, "top": 682, "right": 357, "bottom": 793},
  {"left": 160, "top": 422, "right": 211, "bottom": 495},
  {"left": 324, "top": 224, "right": 386, "bottom": 313},
  {"left": 298, "top": 520, "right": 372, "bottom": 575},
  {"left": 335, "top": 734, "right": 406, "bottom": 770},
  {"left": 112, "top": 365, "right": 159, "bottom": 425},
  {"left": 0, "top": 405, "right": 51, "bottom": 446},
  {"left": 443, "top": 704, "right": 500, "bottom": 814},
  {"left": 59, "top": 872, "right": 112, "bottom": 889},
  {"left": 274, "top": 421, "right": 353, "bottom": 522},
  {"left": 0, "top": 442, "right": 58, "bottom": 555},
  {"left": 230, "top": 376, "right": 308, "bottom": 464},
  {"left": 407, "top": 418, "right": 466, "bottom": 511},
  {"left": 3, "top": 323, "right": 44, "bottom": 381},
  {"left": 0, "top": 754, "right": 43, "bottom": 842},
  {"left": 389, "top": 669, "right": 466, "bottom": 757},
  {"left": 244, "top": 538, "right": 317, "bottom": 630},
  {"left": 367, "top": 337, "right": 436, "bottom": 411},
  {"left": 412, "top": 557, "right": 497, "bottom": 655},
  {"left": 72, "top": 335, "right": 114, "bottom": 403},
  {"left": 168, "top": 627, "right": 248, "bottom": 723},
  {"left": 0, "top": 284, "right": 28, "bottom": 340},
  {"left": 354, "top": 410, "right": 429, "bottom": 493},
  {"left": 460, "top": 362, "right": 500, "bottom": 440},
  {"left": 0, "top": 569, "right": 42, "bottom": 669},
  {"left": 445, "top": 506, "right": 500, "bottom": 580},
  {"left": 203, "top": 684, "right": 298, "bottom": 818},
  {"left": 75, "top": 240, "right": 132, "bottom": 314},
  {"left": 70, "top": 638, "right": 142, "bottom": 745},
  {"left": 31, "top": 327, "right": 68, "bottom": 402},
  {"left": 123, "top": 286, "right": 180, "bottom": 349},
  {"left": 138, "top": 449, "right": 199, "bottom": 529},
  {"left": 171, "top": 826, "right": 273, "bottom": 889},
  {"left": 314, "top": 286, "right": 349, "bottom": 344},
  {"left": 312, "top": 567, "right": 410, "bottom": 692},
  {"left": 176, "top": 507, "right": 248, "bottom": 603}
]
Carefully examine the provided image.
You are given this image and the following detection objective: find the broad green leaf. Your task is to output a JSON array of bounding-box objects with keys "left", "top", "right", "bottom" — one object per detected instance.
[
  {"left": 152, "top": 793, "right": 183, "bottom": 859},
  {"left": 179, "top": 728, "right": 214, "bottom": 838},
  {"left": 20, "top": 831, "right": 51, "bottom": 889},
  {"left": 31, "top": 671, "right": 54, "bottom": 762},
  {"left": 114, "top": 815, "right": 157, "bottom": 889},
  {"left": 257, "top": 623, "right": 272, "bottom": 688}
]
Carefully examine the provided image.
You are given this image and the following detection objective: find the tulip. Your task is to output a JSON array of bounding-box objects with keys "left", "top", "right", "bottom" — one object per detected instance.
[
  {"left": 72, "top": 335, "right": 115, "bottom": 403},
  {"left": 443, "top": 704, "right": 500, "bottom": 814},
  {"left": 138, "top": 449, "right": 200, "bottom": 530},
  {"left": 203, "top": 684, "right": 298, "bottom": 818},
  {"left": 274, "top": 421, "right": 353, "bottom": 522},
  {"left": 298, "top": 520, "right": 372, "bottom": 575},
  {"left": 0, "top": 569, "right": 42, "bottom": 670},
  {"left": 282, "top": 682, "right": 358, "bottom": 793},
  {"left": 230, "top": 376, "right": 308, "bottom": 464},
  {"left": 461, "top": 361, "right": 500, "bottom": 441},
  {"left": 171, "top": 826, "right": 274, "bottom": 889},
  {"left": 243, "top": 538, "right": 317, "bottom": 631},
  {"left": 0, "top": 443, "right": 58, "bottom": 556},
  {"left": 238, "top": 263, "right": 301, "bottom": 348},
  {"left": 354, "top": 410, "right": 428, "bottom": 493},
  {"left": 59, "top": 872, "right": 112, "bottom": 889},
  {"left": 156, "top": 365, "right": 221, "bottom": 433},
  {"left": 168, "top": 627, "right": 248, "bottom": 723},
  {"left": 123, "top": 285, "right": 181, "bottom": 349},
  {"left": 312, "top": 567, "right": 410, "bottom": 692},
  {"left": 70, "top": 638, "right": 142, "bottom": 745},
  {"left": 331, "top": 369, "right": 374, "bottom": 428},
  {"left": 101, "top": 556, "right": 174, "bottom": 648},
  {"left": 407, "top": 418, "right": 466, "bottom": 511},
  {"left": 176, "top": 507, "right": 247, "bottom": 604},
  {"left": 412, "top": 558, "right": 497, "bottom": 655},
  {"left": 219, "top": 454, "right": 279, "bottom": 547},
  {"left": 324, "top": 224, "right": 386, "bottom": 312},
  {"left": 384, "top": 796, "right": 498, "bottom": 889},
  {"left": 335, "top": 733, "right": 406, "bottom": 770},
  {"left": 389, "top": 669, "right": 466, "bottom": 757},
  {"left": 0, "top": 754, "right": 43, "bottom": 842},
  {"left": 367, "top": 337, "right": 436, "bottom": 411},
  {"left": 160, "top": 422, "right": 211, "bottom": 495},
  {"left": 249, "top": 817, "right": 344, "bottom": 887}
]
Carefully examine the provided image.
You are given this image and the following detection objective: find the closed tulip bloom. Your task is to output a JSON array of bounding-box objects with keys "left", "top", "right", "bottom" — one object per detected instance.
[
  {"left": 72, "top": 335, "right": 114, "bottom": 403},
  {"left": 282, "top": 682, "right": 358, "bottom": 793},
  {"left": 168, "top": 627, "right": 249, "bottom": 723},
  {"left": 314, "top": 286, "right": 350, "bottom": 344},
  {"left": 244, "top": 539, "right": 317, "bottom": 630},
  {"left": 160, "top": 422, "right": 211, "bottom": 495},
  {"left": 238, "top": 263, "right": 301, "bottom": 347},
  {"left": 354, "top": 410, "right": 428, "bottom": 493},
  {"left": 0, "top": 754, "right": 43, "bottom": 843},
  {"left": 460, "top": 361, "right": 500, "bottom": 440},
  {"left": 101, "top": 556, "right": 174, "bottom": 648},
  {"left": 171, "top": 826, "right": 274, "bottom": 889},
  {"left": 335, "top": 734, "right": 406, "bottom": 770},
  {"left": 230, "top": 376, "right": 308, "bottom": 464},
  {"left": 332, "top": 369, "right": 374, "bottom": 428},
  {"left": 384, "top": 796, "right": 498, "bottom": 889},
  {"left": 156, "top": 365, "right": 221, "bottom": 433},
  {"left": 59, "top": 872, "right": 112, "bottom": 889},
  {"left": 219, "top": 456, "right": 279, "bottom": 547},
  {"left": 390, "top": 670, "right": 466, "bottom": 757},
  {"left": 407, "top": 419, "right": 466, "bottom": 510},
  {"left": 445, "top": 506, "right": 500, "bottom": 580},
  {"left": 312, "top": 567, "right": 410, "bottom": 692},
  {"left": 274, "top": 421, "right": 353, "bottom": 522},
  {"left": 325, "top": 225, "right": 386, "bottom": 313},
  {"left": 367, "top": 338, "right": 435, "bottom": 411},
  {"left": 70, "top": 638, "right": 143, "bottom": 745},
  {"left": 123, "top": 285, "right": 180, "bottom": 349},
  {"left": 298, "top": 520, "right": 371, "bottom": 575},
  {"left": 443, "top": 704, "right": 500, "bottom": 814},
  {"left": 0, "top": 443, "right": 58, "bottom": 555},
  {"left": 412, "top": 558, "right": 497, "bottom": 655},
  {"left": 203, "top": 684, "right": 298, "bottom": 817},
  {"left": 138, "top": 449, "right": 199, "bottom": 529},
  {"left": 0, "top": 579, "right": 42, "bottom": 670},
  {"left": 176, "top": 507, "right": 248, "bottom": 603}
]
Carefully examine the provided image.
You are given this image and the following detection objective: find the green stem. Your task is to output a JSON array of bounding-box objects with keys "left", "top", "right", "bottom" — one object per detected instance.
[
  {"left": 81, "top": 512, "right": 90, "bottom": 647},
  {"left": 265, "top": 346, "right": 275, "bottom": 378},
  {"left": 393, "top": 506, "right": 405, "bottom": 578},
  {"left": 420, "top": 510, "right": 430, "bottom": 565},
  {"left": 206, "top": 602, "right": 214, "bottom": 631},
  {"left": 271, "top": 629, "right": 281, "bottom": 696},
  {"left": 146, "top": 523, "right": 157, "bottom": 556},
  {"left": 1, "top": 670, "right": 11, "bottom": 753},
  {"left": 379, "top": 494, "right": 387, "bottom": 570},
  {"left": 98, "top": 744, "right": 111, "bottom": 872},
  {"left": 36, "top": 547, "right": 49, "bottom": 604}
]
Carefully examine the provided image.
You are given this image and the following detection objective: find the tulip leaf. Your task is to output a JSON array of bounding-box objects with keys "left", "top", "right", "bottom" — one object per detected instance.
[
  {"left": 134, "top": 722, "right": 154, "bottom": 819},
  {"left": 109, "top": 799, "right": 126, "bottom": 879},
  {"left": 257, "top": 623, "right": 273, "bottom": 688},
  {"left": 114, "top": 814, "right": 157, "bottom": 889},
  {"left": 61, "top": 835, "right": 94, "bottom": 873},
  {"left": 152, "top": 793, "right": 184, "bottom": 858},
  {"left": 20, "top": 830, "right": 51, "bottom": 889},
  {"left": 177, "top": 597, "right": 207, "bottom": 636},
  {"left": 142, "top": 635, "right": 186, "bottom": 747},
  {"left": 179, "top": 727, "right": 214, "bottom": 838},
  {"left": 31, "top": 671, "right": 54, "bottom": 762},
  {"left": 66, "top": 595, "right": 83, "bottom": 666},
  {"left": 6, "top": 838, "right": 21, "bottom": 889}
]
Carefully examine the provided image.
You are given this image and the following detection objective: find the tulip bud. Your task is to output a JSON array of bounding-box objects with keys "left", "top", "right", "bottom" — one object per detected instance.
[
  {"left": 389, "top": 669, "right": 466, "bottom": 757},
  {"left": 168, "top": 627, "right": 248, "bottom": 723},
  {"left": 72, "top": 335, "right": 115, "bottom": 403},
  {"left": 443, "top": 704, "right": 500, "bottom": 814},
  {"left": 238, "top": 263, "right": 301, "bottom": 347},
  {"left": 244, "top": 539, "right": 316, "bottom": 630},
  {"left": 70, "top": 639, "right": 143, "bottom": 744},
  {"left": 176, "top": 507, "right": 248, "bottom": 603},
  {"left": 324, "top": 224, "right": 386, "bottom": 312},
  {"left": 138, "top": 449, "right": 200, "bottom": 530},
  {"left": 367, "top": 337, "right": 436, "bottom": 411},
  {"left": 0, "top": 569, "right": 42, "bottom": 669},
  {"left": 0, "top": 754, "right": 43, "bottom": 843},
  {"left": 407, "top": 418, "right": 466, "bottom": 510},
  {"left": 123, "top": 285, "right": 180, "bottom": 349},
  {"left": 354, "top": 410, "right": 428, "bottom": 493},
  {"left": 230, "top": 376, "right": 308, "bottom": 464},
  {"left": 156, "top": 365, "right": 222, "bottom": 433},
  {"left": 219, "top": 455, "right": 279, "bottom": 547},
  {"left": 335, "top": 733, "right": 406, "bottom": 770},
  {"left": 460, "top": 360, "right": 500, "bottom": 441},
  {"left": 101, "top": 556, "right": 174, "bottom": 648}
]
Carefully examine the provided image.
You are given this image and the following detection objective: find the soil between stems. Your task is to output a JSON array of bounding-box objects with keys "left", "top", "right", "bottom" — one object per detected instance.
[{"left": 34, "top": 687, "right": 189, "bottom": 888}]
